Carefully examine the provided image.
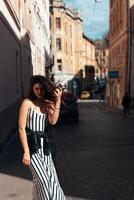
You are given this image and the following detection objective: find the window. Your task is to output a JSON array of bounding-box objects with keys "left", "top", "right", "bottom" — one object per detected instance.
[
  {"left": 70, "top": 25, "right": 72, "bottom": 37},
  {"left": 65, "top": 42, "right": 68, "bottom": 54},
  {"left": 56, "top": 17, "right": 61, "bottom": 29},
  {"left": 71, "top": 44, "right": 72, "bottom": 55},
  {"left": 96, "top": 69, "right": 99, "bottom": 73},
  {"left": 58, "top": 65, "right": 62, "bottom": 71},
  {"left": 57, "top": 59, "right": 62, "bottom": 63},
  {"left": 56, "top": 38, "right": 62, "bottom": 50},
  {"left": 57, "top": 59, "right": 62, "bottom": 71},
  {"left": 65, "top": 22, "right": 67, "bottom": 34},
  {"left": 95, "top": 51, "right": 99, "bottom": 57}
]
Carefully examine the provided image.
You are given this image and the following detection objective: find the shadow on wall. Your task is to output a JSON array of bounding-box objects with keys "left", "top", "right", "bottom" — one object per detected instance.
[
  {"left": 0, "top": 11, "right": 33, "bottom": 153},
  {"left": 21, "top": 32, "right": 33, "bottom": 97}
]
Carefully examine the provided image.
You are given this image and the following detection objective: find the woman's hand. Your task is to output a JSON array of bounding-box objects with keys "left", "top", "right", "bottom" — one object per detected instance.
[
  {"left": 54, "top": 87, "right": 62, "bottom": 101},
  {"left": 23, "top": 151, "right": 31, "bottom": 166}
]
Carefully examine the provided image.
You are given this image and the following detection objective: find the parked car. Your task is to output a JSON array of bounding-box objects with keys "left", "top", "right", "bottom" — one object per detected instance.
[
  {"left": 80, "top": 91, "right": 90, "bottom": 99},
  {"left": 58, "top": 91, "right": 79, "bottom": 123}
]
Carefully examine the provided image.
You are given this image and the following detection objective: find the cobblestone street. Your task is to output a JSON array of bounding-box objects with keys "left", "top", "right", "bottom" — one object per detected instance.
[
  {"left": 53, "top": 102, "right": 134, "bottom": 200},
  {"left": 0, "top": 102, "right": 134, "bottom": 200}
]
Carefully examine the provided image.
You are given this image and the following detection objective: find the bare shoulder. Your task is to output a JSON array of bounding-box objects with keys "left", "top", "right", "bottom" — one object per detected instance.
[
  {"left": 19, "top": 99, "right": 32, "bottom": 122},
  {"left": 20, "top": 99, "right": 32, "bottom": 109}
]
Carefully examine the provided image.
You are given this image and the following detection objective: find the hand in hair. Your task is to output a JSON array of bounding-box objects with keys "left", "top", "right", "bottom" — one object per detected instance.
[{"left": 54, "top": 87, "right": 62, "bottom": 101}]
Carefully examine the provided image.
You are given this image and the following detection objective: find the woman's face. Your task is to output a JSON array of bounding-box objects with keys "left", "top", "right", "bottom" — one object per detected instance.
[{"left": 33, "top": 83, "right": 45, "bottom": 99}]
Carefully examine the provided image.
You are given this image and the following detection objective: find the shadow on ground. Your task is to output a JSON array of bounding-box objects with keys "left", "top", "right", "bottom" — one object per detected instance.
[
  {"left": 1, "top": 102, "right": 134, "bottom": 200},
  {"left": 0, "top": 133, "right": 32, "bottom": 180}
]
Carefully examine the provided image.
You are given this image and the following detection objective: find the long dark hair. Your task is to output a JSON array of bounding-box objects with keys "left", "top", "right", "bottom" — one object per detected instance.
[{"left": 28, "top": 75, "right": 57, "bottom": 103}]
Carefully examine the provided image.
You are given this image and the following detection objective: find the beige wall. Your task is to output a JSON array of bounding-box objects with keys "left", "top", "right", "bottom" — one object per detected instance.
[
  {"left": 9, "top": 0, "right": 20, "bottom": 19},
  {"left": 74, "top": 19, "right": 83, "bottom": 74},
  {"left": 52, "top": 10, "right": 75, "bottom": 74},
  {"left": 21, "top": 0, "right": 50, "bottom": 77},
  {"left": 50, "top": 1, "right": 83, "bottom": 85},
  {"left": 82, "top": 36, "right": 98, "bottom": 78}
]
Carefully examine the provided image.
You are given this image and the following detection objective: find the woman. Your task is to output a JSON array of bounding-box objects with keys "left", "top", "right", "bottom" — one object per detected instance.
[{"left": 18, "top": 75, "right": 66, "bottom": 200}]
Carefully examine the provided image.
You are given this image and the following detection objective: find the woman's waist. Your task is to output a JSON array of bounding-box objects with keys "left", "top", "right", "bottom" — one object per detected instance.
[
  {"left": 25, "top": 127, "right": 46, "bottom": 137},
  {"left": 25, "top": 127, "right": 52, "bottom": 156}
]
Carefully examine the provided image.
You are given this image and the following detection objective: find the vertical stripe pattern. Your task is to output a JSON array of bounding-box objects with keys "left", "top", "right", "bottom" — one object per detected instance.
[{"left": 26, "top": 108, "right": 66, "bottom": 200}]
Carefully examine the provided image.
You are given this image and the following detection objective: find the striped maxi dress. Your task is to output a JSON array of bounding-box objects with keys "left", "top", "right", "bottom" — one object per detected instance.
[{"left": 26, "top": 107, "right": 66, "bottom": 200}]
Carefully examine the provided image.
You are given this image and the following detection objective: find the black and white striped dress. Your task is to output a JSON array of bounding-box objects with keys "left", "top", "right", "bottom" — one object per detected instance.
[{"left": 26, "top": 107, "right": 66, "bottom": 200}]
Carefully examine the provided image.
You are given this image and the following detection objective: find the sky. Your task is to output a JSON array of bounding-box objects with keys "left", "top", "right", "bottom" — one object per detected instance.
[{"left": 64, "top": 0, "right": 109, "bottom": 40}]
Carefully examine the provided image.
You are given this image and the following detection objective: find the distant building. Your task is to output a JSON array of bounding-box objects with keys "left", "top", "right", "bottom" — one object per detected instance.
[
  {"left": 95, "top": 39, "right": 109, "bottom": 80},
  {"left": 82, "top": 35, "right": 99, "bottom": 79}
]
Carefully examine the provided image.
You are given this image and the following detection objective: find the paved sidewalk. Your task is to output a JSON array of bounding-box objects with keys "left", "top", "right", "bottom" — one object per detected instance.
[
  {"left": 0, "top": 134, "right": 32, "bottom": 200},
  {"left": 0, "top": 134, "right": 85, "bottom": 200}
]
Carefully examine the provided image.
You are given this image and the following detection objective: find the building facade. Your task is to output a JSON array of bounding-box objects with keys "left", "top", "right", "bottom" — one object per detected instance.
[
  {"left": 0, "top": 0, "right": 50, "bottom": 149},
  {"left": 82, "top": 35, "right": 99, "bottom": 79},
  {"left": 107, "top": 0, "right": 134, "bottom": 109},
  {"left": 20, "top": 0, "right": 51, "bottom": 94},
  {"left": 106, "top": 0, "right": 129, "bottom": 108},
  {"left": 95, "top": 40, "right": 109, "bottom": 79},
  {"left": 50, "top": 0, "right": 84, "bottom": 85},
  {"left": 129, "top": 0, "right": 134, "bottom": 97}
]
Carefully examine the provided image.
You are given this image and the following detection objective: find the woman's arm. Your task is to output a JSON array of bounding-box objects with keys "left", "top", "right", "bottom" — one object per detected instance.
[
  {"left": 48, "top": 88, "right": 62, "bottom": 125},
  {"left": 18, "top": 99, "right": 31, "bottom": 166}
]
